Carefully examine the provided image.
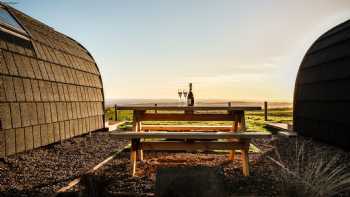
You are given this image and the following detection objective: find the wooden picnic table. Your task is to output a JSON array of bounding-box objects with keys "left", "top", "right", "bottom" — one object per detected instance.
[
  {"left": 115, "top": 105, "right": 261, "bottom": 133},
  {"left": 114, "top": 105, "right": 263, "bottom": 176}
]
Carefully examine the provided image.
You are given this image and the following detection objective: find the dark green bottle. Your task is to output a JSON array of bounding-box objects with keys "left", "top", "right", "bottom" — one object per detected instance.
[{"left": 187, "top": 83, "right": 194, "bottom": 106}]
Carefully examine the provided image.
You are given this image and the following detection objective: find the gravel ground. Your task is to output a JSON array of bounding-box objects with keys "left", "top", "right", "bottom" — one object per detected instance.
[
  {"left": 0, "top": 131, "right": 129, "bottom": 197},
  {"left": 91, "top": 136, "right": 350, "bottom": 197},
  {"left": 2, "top": 132, "right": 350, "bottom": 197},
  {"left": 92, "top": 137, "right": 278, "bottom": 196}
]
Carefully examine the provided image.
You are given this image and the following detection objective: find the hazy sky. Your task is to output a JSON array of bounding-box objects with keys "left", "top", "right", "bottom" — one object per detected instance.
[{"left": 14, "top": 1, "right": 350, "bottom": 101}]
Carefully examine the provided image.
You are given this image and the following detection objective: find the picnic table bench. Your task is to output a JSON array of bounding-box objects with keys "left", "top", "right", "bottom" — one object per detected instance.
[
  {"left": 111, "top": 131, "right": 270, "bottom": 176},
  {"left": 142, "top": 125, "right": 233, "bottom": 132}
]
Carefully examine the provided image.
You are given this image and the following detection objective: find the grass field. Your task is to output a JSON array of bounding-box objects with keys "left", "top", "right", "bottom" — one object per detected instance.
[{"left": 105, "top": 107, "right": 292, "bottom": 132}]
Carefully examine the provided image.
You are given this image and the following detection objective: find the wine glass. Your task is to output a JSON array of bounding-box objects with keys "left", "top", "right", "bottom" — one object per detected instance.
[
  {"left": 178, "top": 89, "right": 183, "bottom": 104},
  {"left": 183, "top": 90, "right": 188, "bottom": 105}
]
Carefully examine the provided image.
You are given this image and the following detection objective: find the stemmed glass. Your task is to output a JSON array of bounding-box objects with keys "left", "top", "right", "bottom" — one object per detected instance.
[
  {"left": 178, "top": 89, "right": 183, "bottom": 104},
  {"left": 183, "top": 90, "right": 188, "bottom": 106}
]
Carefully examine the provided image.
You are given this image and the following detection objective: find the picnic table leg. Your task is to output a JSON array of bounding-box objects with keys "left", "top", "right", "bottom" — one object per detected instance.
[
  {"left": 137, "top": 121, "right": 144, "bottom": 161},
  {"left": 241, "top": 141, "right": 250, "bottom": 176},
  {"left": 239, "top": 111, "right": 246, "bottom": 132},
  {"left": 238, "top": 112, "right": 249, "bottom": 176},
  {"left": 229, "top": 113, "right": 240, "bottom": 160},
  {"left": 133, "top": 111, "right": 144, "bottom": 161},
  {"left": 130, "top": 139, "right": 138, "bottom": 176}
]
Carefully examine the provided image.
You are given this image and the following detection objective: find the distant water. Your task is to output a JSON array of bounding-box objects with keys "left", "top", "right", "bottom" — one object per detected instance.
[{"left": 105, "top": 98, "right": 292, "bottom": 109}]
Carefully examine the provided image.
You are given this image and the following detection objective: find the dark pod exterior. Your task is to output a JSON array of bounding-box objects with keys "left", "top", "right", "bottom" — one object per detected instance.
[
  {"left": 0, "top": 4, "right": 105, "bottom": 157},
  {"left": 294, "top": 19, "right": 350, "bottom": 149}
]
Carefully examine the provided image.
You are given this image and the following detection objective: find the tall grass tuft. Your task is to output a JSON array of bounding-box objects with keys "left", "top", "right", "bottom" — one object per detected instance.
[{"left": 269, "top": 141, "right": 350, "bottom": 197}]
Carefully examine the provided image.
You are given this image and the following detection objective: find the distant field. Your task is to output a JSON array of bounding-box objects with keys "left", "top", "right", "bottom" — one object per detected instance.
[{"left": 105, "top": 107, "right": 292, "bottom": 132}]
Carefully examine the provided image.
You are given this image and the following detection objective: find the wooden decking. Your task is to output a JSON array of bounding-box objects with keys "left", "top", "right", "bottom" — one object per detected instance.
[
  {"left": 265, "top": 122, "right": 291, "bottom": 130},
  {"left": 265, "top": 122, "right": 297, "bottom": 137}
]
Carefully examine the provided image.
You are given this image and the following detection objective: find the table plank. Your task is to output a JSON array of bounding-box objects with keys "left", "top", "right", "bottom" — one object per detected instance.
[
  {"left": 140, "top": 113, "right": 235, "bottom": 121},
  {"left": 110, "top": 131, "right": 271, "bottom": 139},
  {"left": 142, "top": 125, "right": 233, "bottom": 131},
  {"left": 115, "top": 106, "right": 261, "bottom": 111},
  {"left": 141, "top": 141, "right": 247, "bottom": 151}
]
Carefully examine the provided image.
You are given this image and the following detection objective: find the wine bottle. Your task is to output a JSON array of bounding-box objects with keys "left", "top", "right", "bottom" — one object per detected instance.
[{"left": 187, "top": 83, "right": 194, "bottom": 106}]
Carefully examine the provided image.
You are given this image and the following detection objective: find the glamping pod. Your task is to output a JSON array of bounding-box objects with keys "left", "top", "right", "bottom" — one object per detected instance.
[
  {"left": 0, "top": 4, "right": 105, "bottom": 157},
  {"left": 294, "top": 19, "right": 350, "bottom": 149}
]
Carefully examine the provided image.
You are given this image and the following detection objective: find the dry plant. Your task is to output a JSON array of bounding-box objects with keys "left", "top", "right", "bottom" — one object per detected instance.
[{"left": 268, "top": 140, "right": 350, "bottom": 197}]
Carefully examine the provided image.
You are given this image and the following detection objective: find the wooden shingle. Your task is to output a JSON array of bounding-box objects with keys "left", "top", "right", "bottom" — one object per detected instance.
[
  {"left": 38, "top": 80, "right": 48, "bottom": 101},
  {"left": 32, "top": 125, "right": 41, "bottom": 148},
  {"left": 50, "top": 102, "right": 57, "bottom": 122},
  {"left": 0, "top": 76, "right": 5, "bottom": 102},
  {"left": 10, "top": 103, "right": 21, "bottom": 128},
  {"left": 0, "top": 50, "right": 8, "bottom": 74},
  {"left": 4, "top": 76, "right": 16, "bottom": 101},
  {"left": 30, "top": 58, "right": 43, "bottom": 79},
  {"left": 29, "top": 103, "right": 38, "bottom": 125},
  {"left": 3, "top": 50, "right": 18, "bottom": 75},
  {"left": 53, "top": 122, "right": 60, "bottom": 142},
  {"left": 51, "top": 82, "right": 59, "bottom": 101},
  {"left": 13, "top": 53, "right": 27, "bottom": 77},
  {"left": 47, "top": 123, "right": 54, "bottom": 144},
  {"left": 24, "top": 126, "right": 34, "bottom": 151},
  {"left": 20, "top": 103, "right": 31, "bottom": 127},
  {"left": 5, "top": 129, "right": 15, "bottom": 156},
  {"left": 23, "top": 78, "right": 34, "bottom": 101},
  {"left": 13, "top": 77, "right": 25, "bottom": 101},
  {"left": 36, "top": 102, "right": 45, "bottom": 124},
  {"left": 69, "top": 120, "right": 74, "bottom": 137},
  {"left": 37, "top": 61, "right": 49, "bottom": 80},
  {"left": 31, "top": 79, "right": 41, "bottom": 101},
  {"left": 0, "top": 130, "right": 5, "bottom": 158},
  {"left": 15, "top": 128, "right": 25, "bottom": 153},
  {"left": 20, "top": 55, "right": 36, "bottom": 78},
  {"left": 40, "top": 124, "right": 48, "bottom": 146},
  {"left": 43, "top": 102, "right": 52, "bottom": 123},
  {"left": 0, "top": 103, "right": 12, "bottom": 129},
  {"left": 59, "top": 121, "right": 67, "bottom": 140}
]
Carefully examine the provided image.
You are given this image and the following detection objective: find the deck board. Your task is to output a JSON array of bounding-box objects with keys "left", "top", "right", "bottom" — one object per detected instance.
[{"left": 265, "top": 122, "right": 292, "bottom": 131}]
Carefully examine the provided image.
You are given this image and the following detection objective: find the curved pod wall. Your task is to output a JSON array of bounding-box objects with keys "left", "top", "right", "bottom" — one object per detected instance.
[
  {"left": 294, "top": 19, "right": 350, "bottom": 149},
  {"left": 0, "top": 5, "right": 105, "bottom": 157}
]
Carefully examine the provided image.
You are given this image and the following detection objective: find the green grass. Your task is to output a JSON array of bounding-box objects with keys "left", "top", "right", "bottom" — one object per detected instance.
[{"left": 105, "top": 107, "right": 293, "bottom": 132}]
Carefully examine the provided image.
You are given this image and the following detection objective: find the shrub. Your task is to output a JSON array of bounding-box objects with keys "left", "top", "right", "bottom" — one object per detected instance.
[{"left": 269, "top": 141, "right": 350, "bottom": 197}]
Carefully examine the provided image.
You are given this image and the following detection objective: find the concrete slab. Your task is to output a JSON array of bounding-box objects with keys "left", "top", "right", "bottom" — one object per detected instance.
[{"left": 156, "top": 166, "right": 227, "bottom": 197}]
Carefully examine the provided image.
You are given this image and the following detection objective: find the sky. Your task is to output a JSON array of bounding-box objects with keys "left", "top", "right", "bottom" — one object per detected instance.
[{"left": 13, "top": 0, "right": 350, "bottom": 102}]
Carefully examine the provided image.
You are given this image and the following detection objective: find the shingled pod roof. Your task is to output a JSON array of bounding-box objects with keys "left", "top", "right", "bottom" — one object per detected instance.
[
  {"left": 294, "top": 19, "right": 350, "bottom": 149},
  {"left": 0, "top": 4, "right": 105, "bottom": 157}
]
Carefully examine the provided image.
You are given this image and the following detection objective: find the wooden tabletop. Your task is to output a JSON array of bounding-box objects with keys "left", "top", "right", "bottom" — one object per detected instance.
[
  {"left": 110, "top": 131, "right": 270, "bottom": 139},
  {"left": 115, "top": 105, "right": 261, "bottom": 111}
]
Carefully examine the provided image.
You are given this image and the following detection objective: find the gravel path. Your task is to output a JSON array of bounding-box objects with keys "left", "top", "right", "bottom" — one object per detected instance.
[{"left": 0, "top": 131, "right": 128, "bottom": 197}]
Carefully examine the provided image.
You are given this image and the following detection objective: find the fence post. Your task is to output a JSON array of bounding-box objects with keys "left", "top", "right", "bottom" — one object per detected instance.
[
  {"left": 155, "top": 104, "right": 158, "bottom": 114},
  {"left": 114, "top": 104, "right": 118, "bottom": 121},
  {"left": 264, "top": 101, "right": 268, "bottom": 121},
  {"left": 228, "top": 102, "right": 231, "bottom": 107}
]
